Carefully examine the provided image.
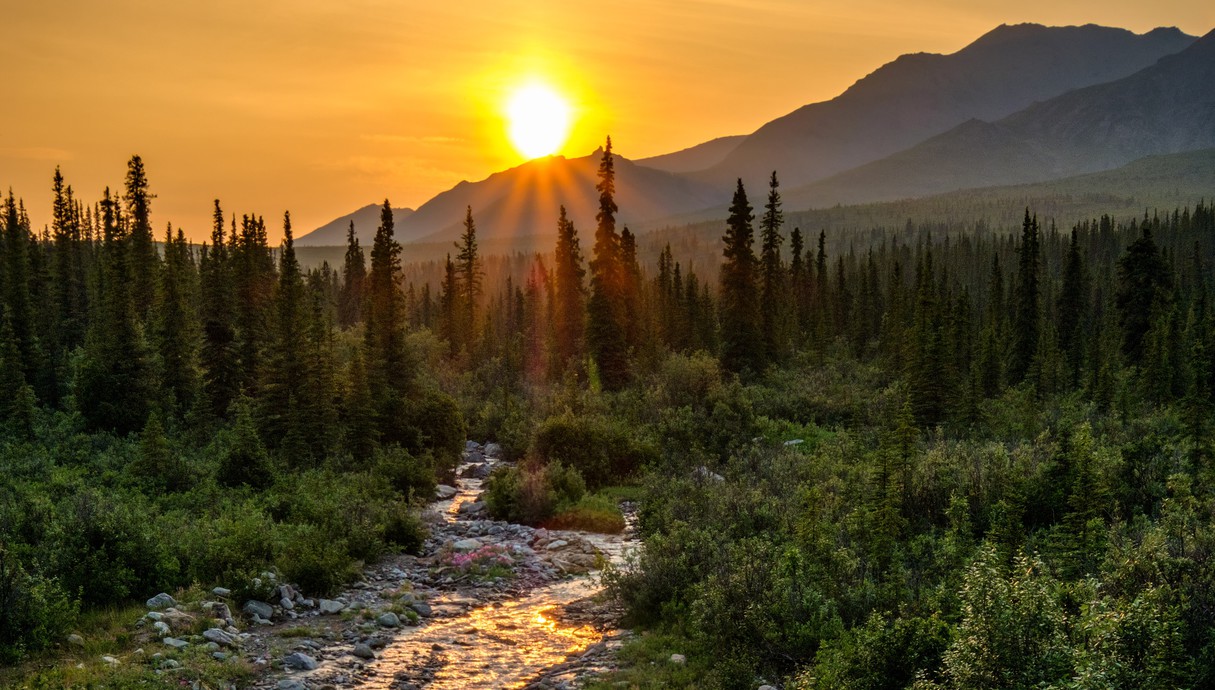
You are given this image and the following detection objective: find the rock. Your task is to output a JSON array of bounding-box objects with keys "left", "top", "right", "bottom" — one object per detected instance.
[
  {"left": 758, "top": 686, "right": 778, "bottom": 690},
  {"left": 352, "top": 643, "right": 376, "bottom": 659},
  {"left": 281, "top": 597, "right": 295, "bottom": 610},
  {"left": 465, "top": 448, "right": 485, "bottom": 463},
  {"left": 533, "top": 528, "right": 549, "bottom": 541},
  {"left": 277, "top": 680, "right": 309, "bottom": 690},
  {"left": 452, "top": 538, "right": 481, "bottom": 552},
  {"left": 458, "top": 501, "right": 486, "bottom": 515},
  {"left": 203, "top": 628, "right": 237, "bottom": 647},
  {"left": 318, "top": 599, "right": 345, "bottom": 615},
  {"left": 212, "top": 651, "right": 229, "bottom": 661},
  {"left": 465, "top": 440, "right": 481, "bottom": 450},
  {"left": 162, "top": 637, "right": 189, "bottom": 650},
  {"left": 376, "top": 612, "right": 400, "bottom": 628},
  {"left": 146, "top": 593, "right": 176, "bottom": 610},
  {"left": 212, "top": 586, "right": 231, "bottom": 598},
  {"left": 243, "top": 600, "right": 274, "bottom": 620},
  {"left": 160, "top": 658, "right": 181, "bottom": 669},
  {"left": 67, "top": 633, "right": 85, "bottom": 647},
  {"left": 153, "top": 621, "right": 171, "bottom": 635},
  {"left": 101, "top": 655, "right": 118, "bottom": 665},
  {"left": 692, "top": 466, "right": 724, "bottom": 482},
  {"left": 160, "top": 609, "right": 195, "bottom": 631},
  {"left": 283, "top": 651, "right": 319, "bottom": 671},
  {"left": 670, "top": 653, "right": 687, "bottom": 664},
  {"left": 409, "top": 602, "right": 433, "bottom": 618},
  {"left": 435, "top": 484, "right": 458, "bottom": 500},
  {"left": 484, "top": 442, "right": 502, "bottom": 457},
  {"left": 783, "top": 438, "right": 804, "bottom": 446},
  {"left": 210, "top": 602, "right": 235, "bottom": 624},
  {"left": 546, "top": 539, "right": 569, "bottom": 551}
]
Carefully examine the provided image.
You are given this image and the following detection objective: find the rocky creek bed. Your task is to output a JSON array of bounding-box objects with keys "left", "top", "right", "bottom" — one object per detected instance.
[{"left": 123, "top": 441, "right": 638, "bottom": 690}]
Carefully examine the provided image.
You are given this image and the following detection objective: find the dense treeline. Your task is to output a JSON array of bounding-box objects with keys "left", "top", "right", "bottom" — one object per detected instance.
[
  {"left": 0, "top": 157, "right": 463, "bottom": 663},
  {"left": 3, "top": 144, "right": 1215, "bottom": 688}
]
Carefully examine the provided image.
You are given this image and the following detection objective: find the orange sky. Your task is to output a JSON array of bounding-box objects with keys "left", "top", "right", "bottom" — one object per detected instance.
[{"left": 2, "top": 1, "right": 1211, "bottom": 241}]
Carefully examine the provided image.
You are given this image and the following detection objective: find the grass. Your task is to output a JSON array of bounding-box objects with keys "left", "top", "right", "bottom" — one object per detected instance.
[
  {"left": 582, "top": 631, "right": 703, "bottom": 690},
  {"left": 0, "top": 588, "right": 254, "bottom": 689},
  {"left": 278, "top": 625, "right": 316, "bottom": 638},
  {"left": 546, "top": 493, "right": 627, "bottom": 533}
]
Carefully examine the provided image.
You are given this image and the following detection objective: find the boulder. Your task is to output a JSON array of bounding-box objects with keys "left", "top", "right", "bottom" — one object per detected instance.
[
  {"left": 203, "top": 628, "right": 237, "bottom": 647},
  {"left": 211, "top": 587, "right": 231, "bottom": 598},
  {"left": 318, "top": 599, "right": 345, "bottom": 615},
  {"left": 243, "top": 600, "right": 274, "bottom": 620},
  {"left": 376, "top": 612, "right": 400, "bottom": 628},
  {"left": 162, "top": 637, "right": 189, "bottom": 650},
  {"left": 101, "top": 655, "right": 118, "bottom": 665},
  {"left": 452, "top": 538, "right": 481, "bottom": 552},
  {"left": 484, "top": 442, "right": 502, "bottom": 458},
  {"left": 283, "top": 652, "right": 319, "bottom": 670},
  {"left": 277, "top": 680, "right": 309, "bottom": 690},
  {"left": 160, "top": 609, "right": 195, "bottom": 632},
  {"left": 546, "top": 539, "right": 569, "bottom": 551},
  {"left": 465, "top": 440, "right": 481, "bottom": 450},
  {"left": 145, "top": 593, "right": 176, "bottom": 610},
  {"left": 457, "top": 501, "right": 486, "bottom": 516},
  {"left": 435, "top": 484, "right": 458, "bottom": 500},
  {"left": 153, "top": 621, "right": 171, "bottom": 636},
  {"left": 352, "top": 643, "right": 376, "bottom": 659},
  {"left": 67, "top": 633, "right": 85, "bottom": 648},
  {"left": 409, "top": 602, "right": 433, "bottom": 618},
  {"left": 670, "top": 653, "right": 687, "bottom": 664}
]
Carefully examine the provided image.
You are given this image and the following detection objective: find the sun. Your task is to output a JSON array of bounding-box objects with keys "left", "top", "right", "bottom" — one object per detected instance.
[{"left": 506, "top": 83, "right": 571, "bottom": 160}]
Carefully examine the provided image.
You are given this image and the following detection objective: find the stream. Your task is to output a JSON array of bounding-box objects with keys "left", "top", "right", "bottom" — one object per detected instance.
[{"left": 275, "top": 447, "right": 638, "bottom": 690}]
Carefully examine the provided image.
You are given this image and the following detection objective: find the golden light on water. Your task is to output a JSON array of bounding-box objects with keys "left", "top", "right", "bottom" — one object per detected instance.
[{"left": 505, "top": 82, "right": 572, "bottom": 159}]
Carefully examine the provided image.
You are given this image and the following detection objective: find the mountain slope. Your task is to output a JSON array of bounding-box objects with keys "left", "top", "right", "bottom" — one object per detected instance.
[
  {"left": 297, "top": 203, "right": 414, "bottom": 247},
  {"left": 697, "top": 23, "right": 1194, "bottom": 192},
  {"left": 781, "top": 29, "right": 1215, "bottom": 209},
  {"left": 392, "top": 150, "right": 722, "bottom": 244},
  {"left": 636, "top": 136, "right": 746, "bottom": 174}
]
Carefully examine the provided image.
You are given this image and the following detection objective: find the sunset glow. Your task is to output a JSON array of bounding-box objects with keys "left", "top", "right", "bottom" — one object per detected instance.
[{"left": 506, "top": 83, "right": 572, "bottom": 159}]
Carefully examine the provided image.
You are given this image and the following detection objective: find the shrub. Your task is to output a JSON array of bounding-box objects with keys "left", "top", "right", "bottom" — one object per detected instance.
[
  {"left": 382, "top": 501, "right": 427, "bottom": 554},
  {"left": 531, "top": 413, "right": 655, "bottom": 488},
  {"left": 483, "top": 462, "right": 587, "bottom": 525},
  {"left": 374, "top": 445, "right": 436, "bottom": 501},
  {"left": 216, "top": 402, "right": 274, "bottom": 490},
  {"left": 0, "top": 546, "right": 77, "bottom": 663},
  {"left": 277, "top": 524, "right": 358, "bottom": 597},
  {"left": 48, "top": 490, "right": 179, "bottom": 607},
  {"left": 405, "top": 388, "right": 466, "bottom": 476}
]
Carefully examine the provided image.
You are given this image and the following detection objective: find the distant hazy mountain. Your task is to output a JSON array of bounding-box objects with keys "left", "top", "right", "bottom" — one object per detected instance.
[
  {"left": 296, "top": 203, "right": 414, "bottom": 247},
  {"left": 695, "top": 23, "right": 1195, "bottom": 192},
  {"left": 387, "top": 150, "right": 722, "bottom": 244},
  {"left": 636, "top": 136, "right": 746, "bottom": 174},
  {"left": 781, "top": 29, "right": 1215, "bottom": 208}
]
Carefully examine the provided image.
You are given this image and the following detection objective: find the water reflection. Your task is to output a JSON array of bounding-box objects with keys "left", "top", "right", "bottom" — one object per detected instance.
[{"left": 358, "top": 579, "right": 603, "bottom": 689}]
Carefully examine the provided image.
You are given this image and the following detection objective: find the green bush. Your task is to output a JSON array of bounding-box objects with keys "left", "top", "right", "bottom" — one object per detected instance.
[
  {"left": 531, "top": 413, "right": 655, "bottom": 488},
  {"left": 215, "top": 402, "right": 274, "bottom": 490},
  {"left": 48, "top": 490, "right": 178, "bottom": 608},
  {"left": 277, "top": 524, "right": 358, "bottom": 597},
  {"left": 483, "top": 462, "right": 586, "bottom": 525},
  {"left": 0, "top": 546, "right": 77, "bottom": 663},
  {"left": 374, "top": 445, "right": 436, "bottom": 501},
  {"left": 405, "top": 388, "right": 466, "bottom": 476}
]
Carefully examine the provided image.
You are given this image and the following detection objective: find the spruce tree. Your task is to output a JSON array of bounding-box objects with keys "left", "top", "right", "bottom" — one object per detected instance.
[
  {"left": 718, "top": 179, "right": 761, "bottom": 375},
  {"left": 552, "top": 205, "right": 585, "bottom": 368},
  {"left": 2, "top": 191, "right": 39, "bottom": 393},
  {"left": 124, "top": 155, "right": 158, "bottom": 320},
  {"left": 338, "top": 221, "right": 365, "bottom": 328},
  {"left": 759, "top": 171, "right": 787, "bottom": 365},
  {"left": 1116, "top": 225, "right": 1172, "bottom": 364},
  {"left": 1057, "top": 228, "right": 1087, "bottom": 385},
  {"left": 1010, "top": 210, "right": 1041, "bottom": 383},
  {"left": 455, "top": 206, "right": 482, "bottom": 351},
  {"left": 260, "top": 212, "right": 309, "bottom": 460},
  {"left": 75, "top": 188, "right": 153, "bottom": 434},
  {"left": 364, "top": 199, "right": 415, "bottom": 445},
  {"left": 586, "top": 137, "right": 629, "bottom": 389},
  {"left": 199, "top": 200, "right": 240, "bottom": 419},
  {"left": 152, "top": 225, "right": 199, "bottom": 417},
  {"left": 0, "top": 312, "right": 35, "bottom": 437}
]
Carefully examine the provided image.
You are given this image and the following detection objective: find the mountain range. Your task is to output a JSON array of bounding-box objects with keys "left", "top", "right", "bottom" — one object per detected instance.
[{"left": 298, "top": 22, "right": 1211, "bottom": 248}]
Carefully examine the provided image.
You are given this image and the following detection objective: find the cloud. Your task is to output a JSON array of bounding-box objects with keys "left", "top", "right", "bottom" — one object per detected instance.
[{"left": 0, "top": 147, "right": 74, "bottom": 161}]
